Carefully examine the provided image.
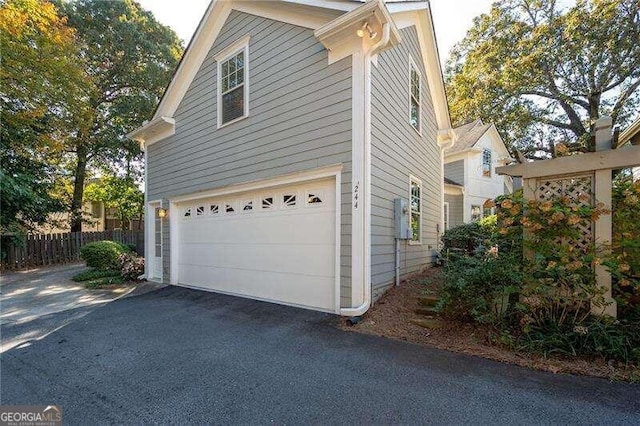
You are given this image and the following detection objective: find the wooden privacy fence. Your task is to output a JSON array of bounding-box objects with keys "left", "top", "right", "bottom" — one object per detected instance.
[{"left": 0, "top": 230, "right": 144, "bottom": 271}]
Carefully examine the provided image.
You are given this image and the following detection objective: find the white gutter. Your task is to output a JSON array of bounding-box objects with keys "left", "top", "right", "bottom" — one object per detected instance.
[{"left": 340, "top": 22, "right": 391, "bottom": 318}]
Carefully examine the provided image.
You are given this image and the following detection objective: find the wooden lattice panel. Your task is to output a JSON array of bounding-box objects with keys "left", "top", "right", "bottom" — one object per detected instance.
[{"left": 535, "top": 174, "right": 594, "bottom": 254}]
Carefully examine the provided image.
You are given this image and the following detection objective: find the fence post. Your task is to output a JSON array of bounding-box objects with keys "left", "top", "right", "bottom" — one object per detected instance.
[{"left": 592, "top": 117, "right": 617, "bottom": 317}]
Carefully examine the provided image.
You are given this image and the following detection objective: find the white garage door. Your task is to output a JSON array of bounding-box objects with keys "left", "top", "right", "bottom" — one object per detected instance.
[{"left": 176, "top": 178, "right": 336, "bottom": 312}]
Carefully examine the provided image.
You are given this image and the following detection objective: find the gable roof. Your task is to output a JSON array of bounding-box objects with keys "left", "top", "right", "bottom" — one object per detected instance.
[
  {"left": 619, "top": 117, "right": 640, "bottom": 147},
  {"left": 448, "top": 120, "right": 493, "bottom": 155},
  {"left": 129, "top": 0, "right": 452, "bottom": 146},
  {"left": 444, "top": 177, "right": 462, "bottom": 187}
]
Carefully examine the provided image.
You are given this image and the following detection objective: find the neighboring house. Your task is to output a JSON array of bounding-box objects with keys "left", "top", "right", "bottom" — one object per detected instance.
[
  {"left": 443, "top": 120, "right": 513, "bottom": 229},
  {"left": 128, "top": 0, "right": 455, "bottom": 316},
  {"left": 618, "top": 117, "right": 640, "bottom": 181},
  {"left": 39, "top": 203, "right": 143, "bottom": 234}
]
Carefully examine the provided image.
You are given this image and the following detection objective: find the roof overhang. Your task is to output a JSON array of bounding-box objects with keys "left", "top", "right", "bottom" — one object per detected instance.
[
  {"left": 619, "top": 117, "right": 640, "bottom": 146},
  {"left": 126, "top": 116, "right": 175, "bottom": 150},
  {"left": 444, "top": 183, "right": 464, "bottom": 195}
]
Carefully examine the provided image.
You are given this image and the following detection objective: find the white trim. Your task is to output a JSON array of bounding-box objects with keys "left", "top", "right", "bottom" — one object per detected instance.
[
  {"left": 334, "top": 170, "right": 342, "bottom": 314},
  {"left": 127, "top": 116, "right": 175, "bottom": 148},
  {"left": 408, "top": 54, "right": 422, "bottom": 135},
  {"left": 215, "top": 35, "right": 250, "bottom": 129},
  {"left": 443, "top": 201, "right": 450, "bottom": 231},
  {"left": 155, "top": 0, "right": 232, "bottom": 119},
  {"left": 147, "top": 199, "right": 163, "bottom": 283},
  {"left": 409, "top": 174, "right": 422, "bottom": 245}
]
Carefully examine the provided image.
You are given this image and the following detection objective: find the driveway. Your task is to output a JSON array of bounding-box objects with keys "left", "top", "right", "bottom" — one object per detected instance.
[
  {"left": 2, "top": 286, "right": 639, "bottom": 424},
  {"left": 0, "top": 263, "right": 156, "bottom": 353}
]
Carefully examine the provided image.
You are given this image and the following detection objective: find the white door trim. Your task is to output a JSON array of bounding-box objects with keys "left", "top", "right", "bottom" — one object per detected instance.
[
  {"left": 147, "top": 199, "right": 163, "bottom": 283},
  {"left": 169, "top": 165, "right": 343, "bottom": 313}
]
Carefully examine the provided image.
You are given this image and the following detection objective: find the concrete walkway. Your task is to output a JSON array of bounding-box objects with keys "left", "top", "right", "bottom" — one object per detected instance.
[
  {"left": 0, "top": 263, "right": 164, "bottom": 353},
  {"left": 0, "top": 263, "right": 133, "bottom": 326}
]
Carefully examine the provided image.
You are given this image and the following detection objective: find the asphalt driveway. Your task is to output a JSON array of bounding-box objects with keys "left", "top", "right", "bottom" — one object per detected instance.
[{"left": 2, "top": 286, "right": 639, "bottom": 424}]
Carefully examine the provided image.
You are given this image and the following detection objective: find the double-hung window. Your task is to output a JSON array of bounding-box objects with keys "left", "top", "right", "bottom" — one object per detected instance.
[
  {"left": 409, "top": 59, "right": 421, "bottom": 133},
  {"left": 482, "top": 148, "right": 492, "bottom": 177},
  {"left": 410, "top": 176, "right": 422, "bottom": 243},
  {"left": 215, "top": 35, "right": 250, "bottom": 128}
]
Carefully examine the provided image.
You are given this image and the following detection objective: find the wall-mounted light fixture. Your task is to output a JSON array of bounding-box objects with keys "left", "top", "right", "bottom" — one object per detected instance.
[
  {"left": 356, "top": 22, "right": 377, "bottom": 39},
  {"left": 158, "top": 208, "right": 168, "bottom": 218}
]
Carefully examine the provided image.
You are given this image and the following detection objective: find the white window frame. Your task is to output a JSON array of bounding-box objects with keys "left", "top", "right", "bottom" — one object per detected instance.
[
  {"left": 214, "top": 34, "right": 251, "bottom": 129},
  {"left": 482, "top": 148, "right": 492, "bottom": 178},
  {"left": 471, "top": 205, "right": 482, "bottom": 222},
  {"left": 408, "top": 56, "right": 422, "bottom": 135},
  {"left": 409, "top": 175, "right": 422, "bottom": 245},
  {"left": 443, "top": 201, "right": 450, "bottom": 231}
]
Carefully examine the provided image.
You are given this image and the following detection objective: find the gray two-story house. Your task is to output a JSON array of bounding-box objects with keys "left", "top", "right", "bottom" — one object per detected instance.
[{"left": 128, "top": 0, "right": 454, "bottom": 316}]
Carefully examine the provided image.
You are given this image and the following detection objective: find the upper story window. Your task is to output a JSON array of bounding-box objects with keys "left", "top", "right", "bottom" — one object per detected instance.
[
  {"left": 410, "top": 176, "right": 422, "bottom": 244},
  {"left": 409, "top": 59, "right": 421, "bottom": 133},
  {"left": 482, "top": 148, "right": 492, "bottom": 177},
  {"left": 215, "top": 35, "right": 250, "bottom": 128}
]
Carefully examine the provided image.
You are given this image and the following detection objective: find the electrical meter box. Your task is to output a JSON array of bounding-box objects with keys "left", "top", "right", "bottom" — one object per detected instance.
[{"left": 394, "top": 198, "right": 411, "bottom": 240}]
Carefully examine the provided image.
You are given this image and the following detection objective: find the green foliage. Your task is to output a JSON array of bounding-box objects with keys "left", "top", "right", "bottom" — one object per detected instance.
[
  {"left": 446, "top": 0, "right": 640, "bottom": 157},
  {"left": 85, "top": 176, "right": 144, "bottom": 230},
  {"left": 441, "top": 222, "right": 491, "bottom": 256},
  {"left": 0, "top": 0, "right": 88, "bottom": 233},
  {"left": 79, "top": 240, "right": 130, "bottom": 269},
  {"left": 72, "top": 268, "right": 120, "bottom": 282},
  {"left": 520, "top": 317, "right": 640, "bottom": 364},
  {"left": 54, "top": 0, "right": 183, "bottom": 231},
  {"left": 439, "top": 249, "right": 522, "bottom": 325},
  {"left": 439, "top": 181, "right": 639, "bottom": 363},
  {"left": 84, "top": 275, "right": 125, "bottom": 289}
]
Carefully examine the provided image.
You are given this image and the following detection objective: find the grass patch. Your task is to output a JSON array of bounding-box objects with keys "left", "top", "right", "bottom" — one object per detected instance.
[
  {"left": 84, "top": 275, "right": 126, "bottom": 289},
  {"left": 72, "top": 268, "right": 120, "bottom": 282}
]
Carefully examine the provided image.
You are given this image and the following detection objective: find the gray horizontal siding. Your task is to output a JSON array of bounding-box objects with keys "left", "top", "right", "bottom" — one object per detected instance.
[
  {"left": 445, "top": 194, "right": 464, "bottom": 229},
  {"left": 146, "top": 11, "right": 352, "bottom": 306},
  {"left": 370, "top": 25, "right": 442, "bottom": 296},
  {"left": 444, "top": 160, "right": 464, "bottom": 185}
]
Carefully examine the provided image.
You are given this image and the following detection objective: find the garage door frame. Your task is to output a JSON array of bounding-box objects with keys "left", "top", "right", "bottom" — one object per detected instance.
[{"left": 167, "top": 164, "right": 343, "bottom": 313}]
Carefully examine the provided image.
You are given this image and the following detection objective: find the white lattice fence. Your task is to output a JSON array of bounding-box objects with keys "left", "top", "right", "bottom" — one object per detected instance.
[{"left": 535, "top": 174, "right": 594, "bottom": 254}]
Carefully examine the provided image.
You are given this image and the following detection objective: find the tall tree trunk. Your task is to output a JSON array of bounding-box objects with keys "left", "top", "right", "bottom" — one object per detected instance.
[{"left": 70, "top": 144, "right": 88, "bottom": 232}]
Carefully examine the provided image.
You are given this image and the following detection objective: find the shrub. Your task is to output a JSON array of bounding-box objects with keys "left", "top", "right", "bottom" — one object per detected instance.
[
  {"left": 124, "top": 243, "right": 138, "bottom": 254},
  {"left": 72, "top": 268, "right": 120, "bottom": 282},
  {"left": 80, "top": 241, "right": 129, "bottom": 269},
  {"left": 438, "top": 247, "right": 521, "bottom": 325},
  {"left": 118, "top": 252, "right": 144, "bottom": 281},
  {"left": 441, "top": 222, "right": 490, "bottom": 256}
]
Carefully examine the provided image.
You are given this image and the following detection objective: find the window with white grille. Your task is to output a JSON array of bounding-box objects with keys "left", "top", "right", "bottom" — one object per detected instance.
[{"left": 216, "top": 36, "right": 250, "bottom": 127}]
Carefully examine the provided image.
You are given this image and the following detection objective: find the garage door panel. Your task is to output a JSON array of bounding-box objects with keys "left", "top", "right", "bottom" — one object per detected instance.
[
  {"left": 180, "top": 212, "right": 334, "bottom": 246},
  {"left": 178, "top": 242, "right": 334, "bottom": 277},
  {"left": 176, "top": 177, "right": 337, "bottom": 312},
  {"left": 179, "top": 264, "right": 334, "bottom": 310}
]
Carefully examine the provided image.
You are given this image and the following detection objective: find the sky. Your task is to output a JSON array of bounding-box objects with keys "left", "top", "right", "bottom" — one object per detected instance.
[{"left": 137, "top": 0, "right": 494, "bottom": 65}]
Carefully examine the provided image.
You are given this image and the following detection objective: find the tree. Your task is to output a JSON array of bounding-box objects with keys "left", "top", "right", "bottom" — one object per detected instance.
[
  {"left": 446, "top": 0, "right": 640, "bottom": 158},
  {"left": 85, "top": 176, "right": 144, "bottom": 230},
  {"left": 54, "top": 0, "right": 182, "bottom": 231},
  {"left": 0, "top": 0, "right": 90, "bottom": 233}
]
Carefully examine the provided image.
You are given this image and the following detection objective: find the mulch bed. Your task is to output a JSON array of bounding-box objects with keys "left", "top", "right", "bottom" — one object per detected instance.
[{"left": 337, "top": 268, "right": 640, "bottom": 382}]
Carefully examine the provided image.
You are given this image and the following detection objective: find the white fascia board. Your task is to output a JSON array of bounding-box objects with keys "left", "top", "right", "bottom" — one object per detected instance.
[
  {"left": 153, "top": 0, "right": 232, "bottom": 120},
  {"left": 127, "top": 116, "right": 175, "bottom": 149}
]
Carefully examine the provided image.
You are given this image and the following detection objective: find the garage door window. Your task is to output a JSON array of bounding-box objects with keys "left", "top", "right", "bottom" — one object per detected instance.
[
  {"left": 210, "top": 204, "right": 219, "bottom": 215},
  {"left": 243, "top": 201, "right": 253, "bottom": 211},
  {"left": 262, "top": 196, "right": 274, "bottom": 210},
  {"left": 307, "top": 191, "right": 323, "bottom": 205},
  {"left": 226, "top": 204, "right": 235, "bottom": 213},
  {"left": 196, "top": 206, "right": 205, "bottom": 216},
  {"left": 283, "top": 194, "right": 297, "bottom": 208},
  {"left": 184, "top": 208, "right": 192, "bottom": 218}
]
